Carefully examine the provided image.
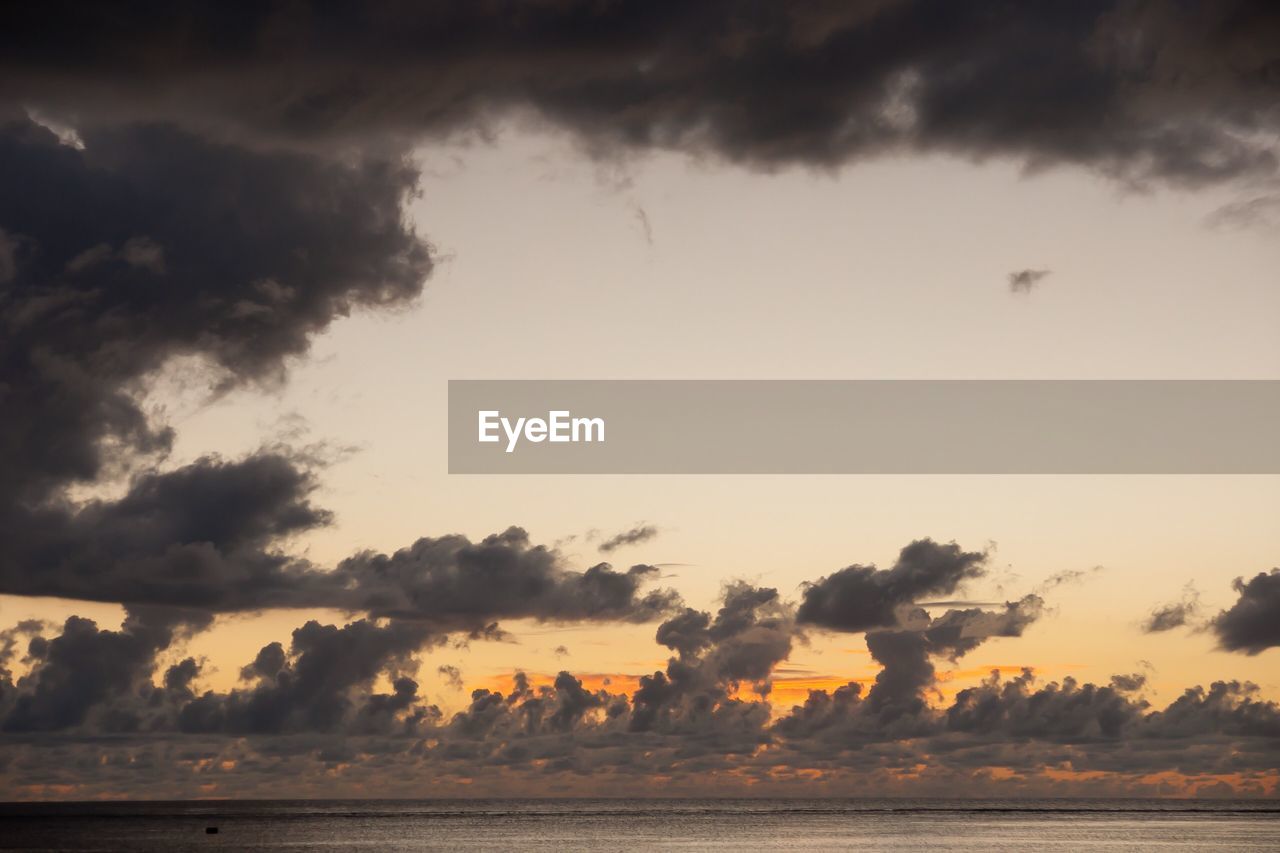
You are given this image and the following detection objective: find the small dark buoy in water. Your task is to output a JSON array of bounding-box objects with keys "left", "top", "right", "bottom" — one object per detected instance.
[{"left": 205, "top": 827, "right": 219, "bottom": 834}]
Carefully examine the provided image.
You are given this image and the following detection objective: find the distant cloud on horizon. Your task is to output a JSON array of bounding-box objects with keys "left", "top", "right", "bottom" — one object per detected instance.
[{"left": 1, "top": 537, "right": 1276, "bottom": 798}]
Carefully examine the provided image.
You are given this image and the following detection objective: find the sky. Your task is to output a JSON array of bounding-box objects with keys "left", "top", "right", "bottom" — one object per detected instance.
[{"left": 0, "top": 1, "right": 1278, "bottom": 801}]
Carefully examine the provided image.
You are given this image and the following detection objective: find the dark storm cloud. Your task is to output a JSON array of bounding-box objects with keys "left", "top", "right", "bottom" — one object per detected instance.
[
  {"left": 796, "top": 538, "right": 987, "bottom": 632},
  {"left": 0, "top": 111, "right": 436, "bottom": 620},
  {"left": 597, "top": 524, "right": 659, "bottom": 554},
  {"left": 1008, "top": 269, "right": 1051, "bottom": 293},
  {"left": 1, "top": 453, "right": 334, "bottom": 609},
  {"left": 3, "top": 2, "right": 1279, "bottom": 187},
  {"left": 0, "top": 114, "right": 429, "bottom": 503},
  {"left": 1212, "top": 569, "right": 1280, "bottom": 654},
  {"left": 6, "top": 495, "right": 680, "bottom": 626}
]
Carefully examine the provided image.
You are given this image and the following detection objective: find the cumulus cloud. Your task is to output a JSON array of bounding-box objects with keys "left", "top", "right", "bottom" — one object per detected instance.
[
  {"left": 922, "top": 595, "right": 1045, "bottom": 660},
  {"left": 1213, "top": 569, "right": 1280, "bottom": 654},
  {"left": 0, "top": 560, "right": 1275, "bottom": 799},
  {"left": 792, "top": 540, "right": 1051, "bottom": 727},
  {"left": 849, "top": 594, "right": 1047, "bottom": 726},
  {"left": 796, "top": 539, "right": 988, "bottom": 632},
  {"left": 331, "top": 530, "right": 680, "bottom": 628},
  {"left": 178, "top": 619, "right": 441, "bottom": 736},
  {"left": 1141, "top": 572, "right": 1280, "bottom": 656},
  {"left": 3, "top": 606, "right": 212, "bottom": 734},
  {"left": 1, "top": 452, "right": 333, "bottom": 609},
  {"left": 1, "top": 459, "right": 679, "bottom": 626}
]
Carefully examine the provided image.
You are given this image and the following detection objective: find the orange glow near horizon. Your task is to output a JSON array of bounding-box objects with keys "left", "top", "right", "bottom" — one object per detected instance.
[{"left": 468, "top": 662, "right": 1100, "bottom": 719}]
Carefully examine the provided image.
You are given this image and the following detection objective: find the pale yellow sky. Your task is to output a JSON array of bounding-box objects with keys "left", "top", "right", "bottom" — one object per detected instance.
[{"left": 3, "top": 127, "right": 1277, "bottom": 716}]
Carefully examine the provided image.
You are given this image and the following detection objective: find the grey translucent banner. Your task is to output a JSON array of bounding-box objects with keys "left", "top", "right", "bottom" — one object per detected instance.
[{"left": 448, "top": 380, "right": 1280, "bottom": 474}]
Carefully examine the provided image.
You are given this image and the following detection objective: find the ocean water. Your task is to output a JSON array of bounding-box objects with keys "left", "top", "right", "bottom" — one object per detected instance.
[{"left": 0, "top": 799, "right": 1275, "bottom": 851}]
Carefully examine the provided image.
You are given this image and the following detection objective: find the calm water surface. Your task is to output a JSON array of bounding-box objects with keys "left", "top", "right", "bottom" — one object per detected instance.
[{"left": 0, "top": 798, "right": 1275, "bottom": 851}]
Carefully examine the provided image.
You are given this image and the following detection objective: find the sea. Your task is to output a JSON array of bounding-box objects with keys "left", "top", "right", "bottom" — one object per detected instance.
[{"left": 0, "top": 798, "right": 1275, "bottom": 851}]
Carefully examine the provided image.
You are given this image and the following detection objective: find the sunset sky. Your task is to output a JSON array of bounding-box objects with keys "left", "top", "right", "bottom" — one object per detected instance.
[{"left": 1, "top": 1, "right": 1278, "bottom": 801}]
